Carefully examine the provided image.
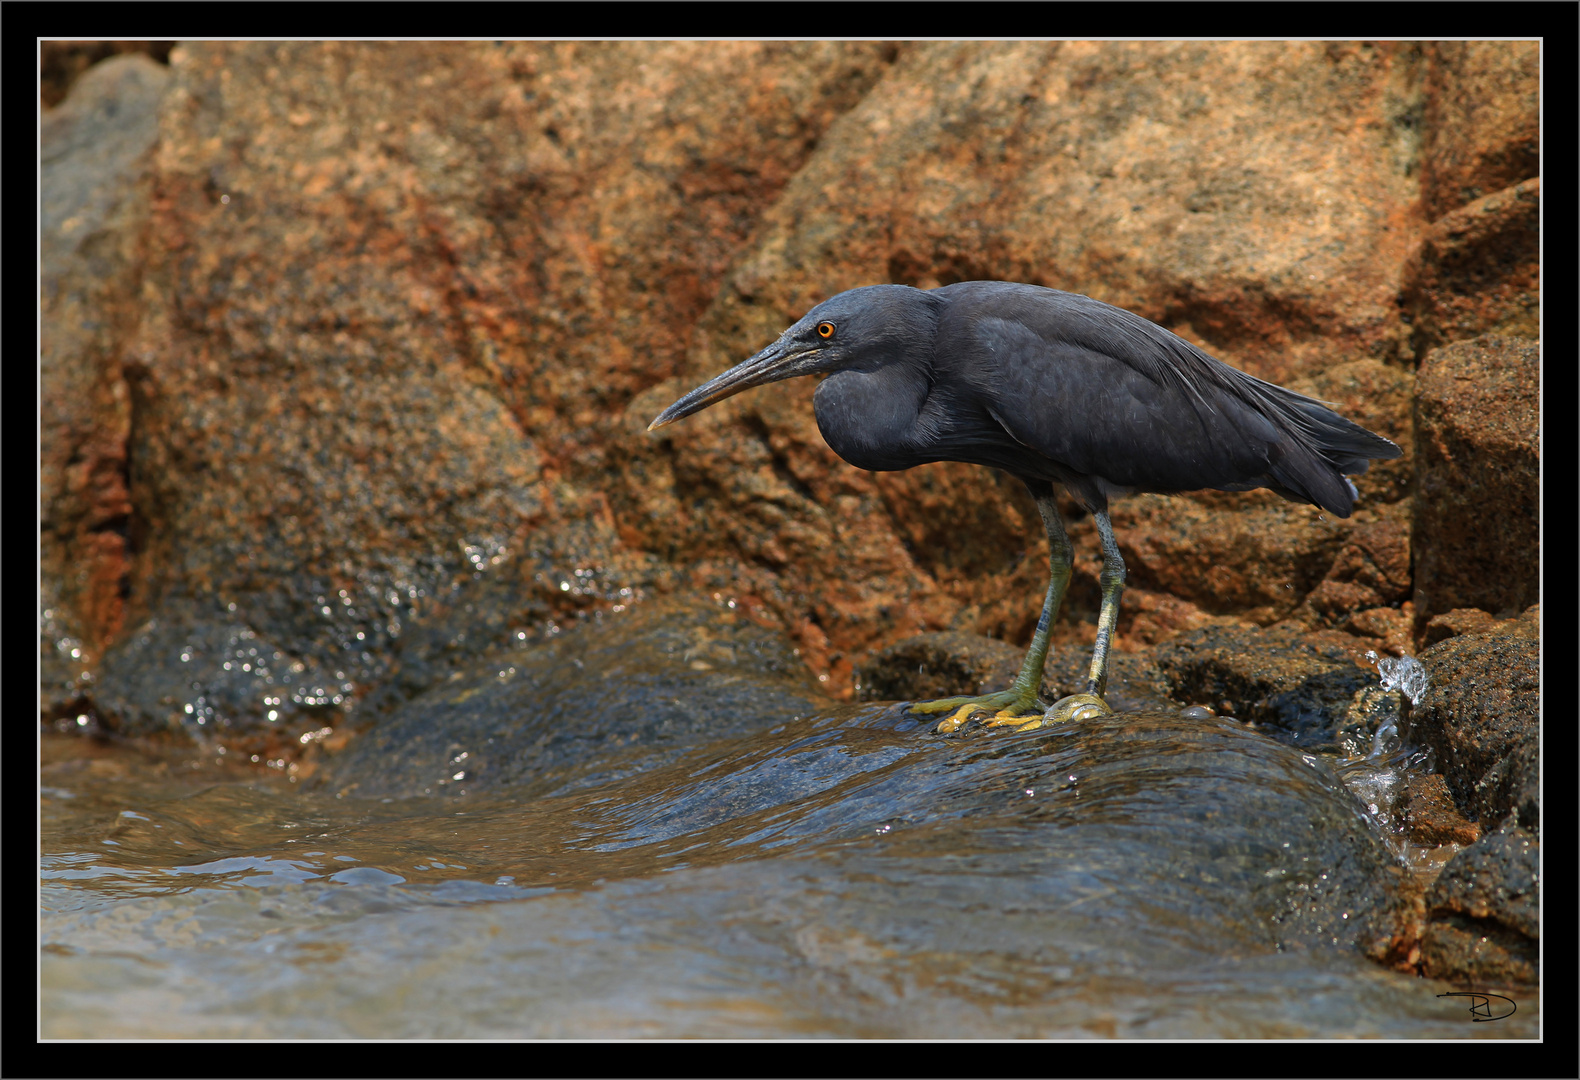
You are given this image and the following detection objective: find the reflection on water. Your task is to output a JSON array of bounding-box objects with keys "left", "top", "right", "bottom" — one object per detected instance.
[{"left": 40, "top": 711, "right": 1537, "bottom": 1039}]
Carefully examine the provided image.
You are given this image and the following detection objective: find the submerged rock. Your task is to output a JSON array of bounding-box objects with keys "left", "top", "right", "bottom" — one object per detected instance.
[
  {"left": 41, "top": 705, "right": 1500, "bottom": 1036},
  {"left": 322, "top": 592, "right": 1419, "bottom": 973},
  {"left": 334, "top": 699, "right": 1417, "bottom": 964}
]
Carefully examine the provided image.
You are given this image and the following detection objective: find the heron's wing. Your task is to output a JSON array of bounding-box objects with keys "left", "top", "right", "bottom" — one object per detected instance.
[{"left": 958, "top": 294, "right": 1398, "bottom": 516}]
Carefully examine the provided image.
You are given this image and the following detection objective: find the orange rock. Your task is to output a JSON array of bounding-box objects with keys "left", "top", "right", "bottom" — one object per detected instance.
[
  {"left": 1411, "top": 337, "right": 1539, "bottom": 627},
  {"left": 39, "top": 42, "right": 1540, "bottom": 736}
]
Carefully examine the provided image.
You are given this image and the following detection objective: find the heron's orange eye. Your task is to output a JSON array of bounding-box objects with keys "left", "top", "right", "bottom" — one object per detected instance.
[{"left": 817, "top": 322, "right": 836, "bottom": 339}]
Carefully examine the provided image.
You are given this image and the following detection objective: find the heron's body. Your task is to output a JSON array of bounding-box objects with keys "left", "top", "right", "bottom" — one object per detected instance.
[
  {"left": 812, "top": 283, "right": 1380, "bottom": 514},
  {"left": 651, "top": 282, "right": 1400, "bottom": 729}
]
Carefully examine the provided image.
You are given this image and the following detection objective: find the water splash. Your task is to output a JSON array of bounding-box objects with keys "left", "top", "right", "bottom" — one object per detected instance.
[
  {"left": 1366, "top": 651, "right": 1428, "bottom": 707},
  {"left": 1328, "top": 653, "right": 1436, "bottom": 860},
  {"left": 1361, "top": 650, "right": 1428, "bottom": 760}
]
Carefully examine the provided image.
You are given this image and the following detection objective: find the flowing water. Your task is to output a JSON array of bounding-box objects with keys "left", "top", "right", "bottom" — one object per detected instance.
[{"left": 40, "top": 703, "right": 1537, "bottom": 1039}]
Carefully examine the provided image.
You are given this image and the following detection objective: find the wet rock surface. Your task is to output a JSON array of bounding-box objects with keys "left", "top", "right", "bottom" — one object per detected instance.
[
  {"left": 1394, "top": 607, "right": 1539, "bottom": 987},
  {"left": 1152, "top": 626, "right": 1380, "bottom": 750},
  {"left": 45, "top": 699, "right": 1454, "bottom": 1037},
  {"left": 94, "top": 608, "right": 352, "bottom": 747},
  {"left": 1398, "top": 773, "right": 1481, "bottom": 848},
  {"left": 542, "top": 705, "right": 1423, "bottom": 961},
  {"left": 855, "top": 631, "right": 1176, "bottom": 715},
  {"left": 1408, "top": 606, "right": 1539, "bottom": 834},
  {"left": 327, "top": 595, "right": 830, "bottom": 800},
  {"left": 1419, "top": 820, "right": 1539, "bottom": 986}
]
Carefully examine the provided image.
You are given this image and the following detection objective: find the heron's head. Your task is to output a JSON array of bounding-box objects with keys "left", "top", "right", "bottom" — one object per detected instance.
[{"left": 647, "top": 284, "right": 936, "bottom": 430}]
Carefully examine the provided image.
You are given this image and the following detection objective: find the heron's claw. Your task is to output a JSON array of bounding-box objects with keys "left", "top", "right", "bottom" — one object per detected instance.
[{"left": 932, "top": 702, "right": 981, "bottom": 734}]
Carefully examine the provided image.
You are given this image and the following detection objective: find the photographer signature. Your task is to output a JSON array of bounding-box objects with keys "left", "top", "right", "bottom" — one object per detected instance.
[{"left": 1438, "top": 991, "right": 1517, "bottom": 1022}]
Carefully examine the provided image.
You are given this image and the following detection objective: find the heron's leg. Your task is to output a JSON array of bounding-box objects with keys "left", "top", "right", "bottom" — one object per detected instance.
[
  {"left": 1083, "top": 508, "right": 1126, "bottom": 699},
  {"left": 912, "top": 488, "right": 1073, "bottom": 732},
  {"left": 1006, "top": 489, "right": 1073, "bottom": 704}
]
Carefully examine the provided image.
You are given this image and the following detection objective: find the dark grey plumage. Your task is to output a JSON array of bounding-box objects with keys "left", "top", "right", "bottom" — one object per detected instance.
[{"left": 651, "top": 281, "right": 1400, "bottom": 729}]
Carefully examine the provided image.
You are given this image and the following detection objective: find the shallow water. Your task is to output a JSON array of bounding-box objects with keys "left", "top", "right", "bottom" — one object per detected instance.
[{"left": 40, "top": 710, "right": 1538, "bottom": 1039}]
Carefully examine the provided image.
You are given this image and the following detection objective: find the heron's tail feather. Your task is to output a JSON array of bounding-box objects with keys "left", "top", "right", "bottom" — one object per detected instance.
[
  {"left": 1265, "top": 443, "right": 1358, "bottom": 516},
  {"left": 1283, "top": 396, "right": 1402, "bottom": 470},
  {"left": 1260, "top": 394, "right": 1401, "bottom": 517}
]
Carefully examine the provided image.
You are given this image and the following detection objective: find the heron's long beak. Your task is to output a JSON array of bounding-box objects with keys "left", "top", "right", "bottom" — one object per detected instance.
[{"left": 647, "top": 340, "right": 809, "bottom": 431}]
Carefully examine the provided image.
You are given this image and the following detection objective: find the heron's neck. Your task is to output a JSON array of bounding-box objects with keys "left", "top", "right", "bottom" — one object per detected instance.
[{"left": 812, "top": 362, "right": 932, "bottom": 472}]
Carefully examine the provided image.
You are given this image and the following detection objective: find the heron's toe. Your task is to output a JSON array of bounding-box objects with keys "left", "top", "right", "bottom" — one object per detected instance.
[
  {"left": 918, "top": 687, "right": 1047, "bottom": 734},
  {"left": 1044, "top": 693, "right": 1111, "bottom": 724},
  {"left": 983, "top": 706, "right": 1042, "bottom": 728},
  {"left": 933, "top": 703, "right": 983, "bottom": 734}
]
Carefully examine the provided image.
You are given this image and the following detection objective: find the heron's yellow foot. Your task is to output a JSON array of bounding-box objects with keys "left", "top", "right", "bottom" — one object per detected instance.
[
  {"left": 908, "top": 688, "right": 1044, "bottom": 734},
  {"left": 1005, "top": 693, "right": 1112, "bottom": 733}
]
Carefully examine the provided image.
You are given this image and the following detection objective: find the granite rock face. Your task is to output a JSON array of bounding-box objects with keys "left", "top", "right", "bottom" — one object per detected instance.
[
  {"left": 41, "top": 55, "right": 173, "bottom": 722},
  {"left": 1417, "top": 41, "right": 1540, "bottom": 222},
  {"left": 50, "top": 42, "right": 896, "bottom": 742},
  {"left": 40, "top": 42, "right": 1538, "bottom": 744},
  {"left": 1410, "top": 337, "right": 1540, "bottom": 626},
  {"left": 1400, "top": 179, "right": 1539, "bottom": 357},
  {"left": 613, "top": 41, "right": 1436, "bottom": 693}
]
